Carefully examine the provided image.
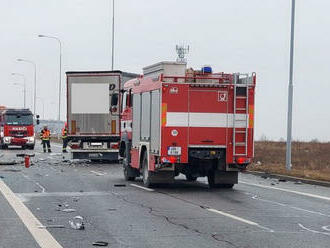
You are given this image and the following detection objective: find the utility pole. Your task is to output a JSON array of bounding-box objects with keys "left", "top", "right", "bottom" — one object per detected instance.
[{"left": 286, "top": 0, "right": 296, "bottom": 171}]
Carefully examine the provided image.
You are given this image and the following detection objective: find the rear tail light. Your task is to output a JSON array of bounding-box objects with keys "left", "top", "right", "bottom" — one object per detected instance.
[
  {"left": 161, "top": 156, "right": 178, "bottom": 164},
  {"left": 70, "top": 144, "right": 80, "bottom": 149},
  {"left": 236, "top": 157, "right": 250, "bottom": 164},
  {"left": 110, "top": 142, "right": 119, "bottom": 149}
]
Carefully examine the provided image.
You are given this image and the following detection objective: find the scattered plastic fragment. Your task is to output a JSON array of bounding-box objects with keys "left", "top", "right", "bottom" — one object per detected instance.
[
  {"left": 92, "top": 241, "right": 109, "bottom": 246},
  {"left": 294, "top": 180, "right": 302, "bottom": 184},
  {"left": 114, "top": 184, "right": 126, "bottom": 187},
  {"left": 62, "top": 208, "right": 76, "bottom": 213},
  {"left": 69, "top": 216, "right": 84, "bottom": 230},
  {"left": 3, "top": 169, "right": 21, "bottom": 172},
  {"left": 278, "top": 179, "right": 287, "bottom": 182},
  {"left": 38, "top": 225, "right": 65, "bottom": 229},
  {"left": 108, "top": 208, "right": 117, "bottom": 211}
]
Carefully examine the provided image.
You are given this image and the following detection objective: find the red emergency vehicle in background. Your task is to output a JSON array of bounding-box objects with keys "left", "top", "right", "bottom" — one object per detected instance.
[
  {"left": 119, "top": 62, "right": 256, "bottom": 188},
  {"left": 0, "top": 106, "right": 35, "bottom": 149}
]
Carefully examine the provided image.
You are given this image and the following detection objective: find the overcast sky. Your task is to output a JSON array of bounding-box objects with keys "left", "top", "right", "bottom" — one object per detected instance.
[{"left": 1, "top": 0, "right": 329, "bottom": 141}]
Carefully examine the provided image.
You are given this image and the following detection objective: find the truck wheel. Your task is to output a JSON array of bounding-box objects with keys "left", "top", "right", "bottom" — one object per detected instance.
[
  {"left": 185, "top": 174, "right": 197, "bottom": 182},
  {"left": 123, "top": 150, "right": 135, "bottom": 181},
  {"left": 142, "top": 152, "right": 152, "bottom": 187},
  {"left": 28, "top": 145, "right": 35, "bottom": 150}
]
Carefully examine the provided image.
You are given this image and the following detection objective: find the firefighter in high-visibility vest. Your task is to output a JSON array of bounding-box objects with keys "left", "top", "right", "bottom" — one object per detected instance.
[
  {"left": 40, "top": 125, "right": 51, "bottom": 153},
  {"left": 61, "top": 123, "right": 68, "bottom": 153}
]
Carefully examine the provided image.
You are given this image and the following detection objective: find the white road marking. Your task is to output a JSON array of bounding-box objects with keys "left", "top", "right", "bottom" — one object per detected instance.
[
  {"left": 207, "top": 208, "right": 274, "bottom": 232},
  {"left": 90, "top": 170, "right": 106, "bottom": 176},
  {"left": 241, "top": 181, "right": 330, "bottom": 201},
  {"left": 35, "top": 182, "right": 46, "bottom": 193},
  {"left": 250, "top": 194, "right": 330, "bottom": 218},
  {"left": 298, "top": 223, "right": 330, "bottom": 236},
  {"left": 130, "top": 183, "right": 155, "bottom": 192},
  {"left": 0, "top": 180, "right": 63, "bottom": 248},
  {"left": 322, "top": 225, "right": 330, "bottom": 232},
  {"left": 22, "top": 174, "right": 46, "bottom": 193}
]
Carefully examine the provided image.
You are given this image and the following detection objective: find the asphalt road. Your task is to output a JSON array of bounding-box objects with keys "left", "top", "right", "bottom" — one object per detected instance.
[{"left": 0, "top": 143, "right": 330, "bottom": 248}]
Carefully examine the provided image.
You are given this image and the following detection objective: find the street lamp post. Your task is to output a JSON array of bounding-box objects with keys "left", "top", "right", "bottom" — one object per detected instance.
[
  {"left": 111, "top": 0, "right": 115, "bottom": 70},
  {"left": 17, "top": 59, "right": 36, "bottom": 115},
  {"left": 11, "top": 73, "right": 26, "bottom": 108},
  {"left": 286, "top": 0, "right": 296, "bottom": 171},
  {"left": 38, "top": 34, "right": 62, "bottom": 121},
  {"left": 36, "top": 97, "right": 45, "bottom": 119}
]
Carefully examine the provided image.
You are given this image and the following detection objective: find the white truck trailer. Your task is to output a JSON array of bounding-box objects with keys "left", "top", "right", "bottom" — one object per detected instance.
[{"left": 66, "top": 71, "right": 139, "bottom": 161}]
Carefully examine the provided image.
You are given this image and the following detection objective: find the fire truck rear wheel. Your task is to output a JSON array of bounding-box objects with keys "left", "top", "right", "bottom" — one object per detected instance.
[
  {"left": 142, "top": 152, "right": 152, "bottom": 187},
  {"left": 123, "top": 150, "right": 135, "bottom": 181}
]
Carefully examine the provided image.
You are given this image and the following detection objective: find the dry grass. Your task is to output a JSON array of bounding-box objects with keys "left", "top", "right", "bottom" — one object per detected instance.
[{"left": 249, "top": 141, "right": 330, "bottom": 182}]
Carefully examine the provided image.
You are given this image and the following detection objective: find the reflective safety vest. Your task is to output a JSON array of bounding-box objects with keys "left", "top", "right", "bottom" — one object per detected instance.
[
  {"left": 62, "top": 128, "right": 67, "bottom": 139},
  {"left": 40, "top": 129, "right": 51, "bottom": 140}
]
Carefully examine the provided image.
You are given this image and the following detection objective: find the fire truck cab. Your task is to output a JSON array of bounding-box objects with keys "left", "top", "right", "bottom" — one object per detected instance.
[
  {"left": 120, "top": 62, "right": 256, "bottom": 188},
  {"left": 0, "top": 107, "right": 35, "bottom": 149}
]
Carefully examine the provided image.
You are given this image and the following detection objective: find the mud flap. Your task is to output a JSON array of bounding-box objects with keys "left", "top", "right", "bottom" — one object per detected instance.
[
  {"left": 213, "top": 171, "right": 238, "bottom": 184},
  {"left": 149, "top": 171, "right": 175, "bottom": 184}
]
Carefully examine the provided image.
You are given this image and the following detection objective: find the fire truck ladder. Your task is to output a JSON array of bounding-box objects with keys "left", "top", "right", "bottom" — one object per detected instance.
[{"left": 232, "top": 73, "right": 250, "bottom": 157}]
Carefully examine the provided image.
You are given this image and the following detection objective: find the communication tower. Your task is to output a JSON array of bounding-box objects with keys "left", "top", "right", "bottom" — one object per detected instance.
[{"left": 176, "top": 44, "right": 189, "bottom": 63}]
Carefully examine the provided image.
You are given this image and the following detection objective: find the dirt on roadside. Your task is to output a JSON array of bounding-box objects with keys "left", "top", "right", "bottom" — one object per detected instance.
[{"left": 249, "top": 141, "right": 330, "bottom": 182}]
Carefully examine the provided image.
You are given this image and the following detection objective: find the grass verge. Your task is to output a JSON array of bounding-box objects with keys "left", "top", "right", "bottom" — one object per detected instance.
[{"left": 249, "top": 141, "right": 330, "bottom": 182}]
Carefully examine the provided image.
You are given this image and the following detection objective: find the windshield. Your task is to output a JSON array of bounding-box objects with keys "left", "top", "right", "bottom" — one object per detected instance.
[{"left": 5, "top": 114, "right": 33, "bottom": 126}]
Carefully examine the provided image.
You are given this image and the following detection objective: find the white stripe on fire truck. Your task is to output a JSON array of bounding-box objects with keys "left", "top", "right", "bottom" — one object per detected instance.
[{"left": 166, "top": 112, "right": 248, "bottom": 128}]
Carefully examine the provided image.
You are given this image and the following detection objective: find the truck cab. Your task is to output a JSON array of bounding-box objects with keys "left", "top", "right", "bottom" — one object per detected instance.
[{"left": 0, "top": 107, "right": 35, "bottom": 149}]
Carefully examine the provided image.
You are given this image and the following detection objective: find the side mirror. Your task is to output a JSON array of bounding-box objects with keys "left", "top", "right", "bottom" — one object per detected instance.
[{"left": 111, "top": 93, "right": 118, "bottom": 106}]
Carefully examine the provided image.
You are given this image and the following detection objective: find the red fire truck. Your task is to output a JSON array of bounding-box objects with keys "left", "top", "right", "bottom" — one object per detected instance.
[
  {"left": 119, "top": 62, "right": 256, "bottom": 188},
  {"left": 0, "top": 107, "right": 35, "bottom": 149}
]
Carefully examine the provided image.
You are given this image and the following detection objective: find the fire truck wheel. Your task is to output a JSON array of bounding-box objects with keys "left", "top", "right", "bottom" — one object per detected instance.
[
  {"left": 123, "top": 150, "right": 135, "bottom": 181},
  {"left": 142, "top": 153, "right": 152, "bottom": 187},
  {"left": 185, "top": 174, "right": 197, "bottom": 182},
  {"left": 28, "top": 145, "right": 35, "bottom": 150},
  {"left": 1, "top": 144, "right": 7, "bottom": 149}
]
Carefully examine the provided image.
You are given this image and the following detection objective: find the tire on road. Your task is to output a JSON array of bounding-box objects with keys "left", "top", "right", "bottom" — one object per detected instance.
[
  {"left": 142, "top": 152, "right": 153, "bottom": 188},
  {"left": 122, "top": 144, "right": 138, "bottom": 181}
]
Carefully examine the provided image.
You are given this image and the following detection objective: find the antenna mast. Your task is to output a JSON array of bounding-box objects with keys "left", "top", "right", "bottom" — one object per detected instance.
[{"left": 176, "top": 44, "right": 189, "bottom": 63}]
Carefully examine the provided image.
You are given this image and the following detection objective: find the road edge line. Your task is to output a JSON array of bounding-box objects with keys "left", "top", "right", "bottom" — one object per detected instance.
[
  {"left": 241, "top": 181, "right": 330, "bottom": 201},
  {"left": 0, "top": 179, "right": 63, "bottom": 248},
  {"left": 130, "top": 183, "right": 155, "bottom": 192}
]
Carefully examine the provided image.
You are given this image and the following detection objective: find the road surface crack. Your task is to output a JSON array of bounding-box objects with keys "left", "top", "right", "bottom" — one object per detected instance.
[{"left": 112, "top": 192, "right": 240, "bottom": 246}]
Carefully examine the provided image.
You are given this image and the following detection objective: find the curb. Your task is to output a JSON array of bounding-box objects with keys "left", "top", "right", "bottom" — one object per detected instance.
[{"left": 245, "top": 170, "right": 330, "bottom": 188}]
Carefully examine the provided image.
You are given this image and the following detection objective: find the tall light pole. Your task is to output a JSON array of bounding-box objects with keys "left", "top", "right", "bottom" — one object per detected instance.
[
  {"left": 11, "top": 73, "right": 26, "bottom": 108},
  {"left": 17, "top": 59, "right": 36, "bottom": 115},
  {"left": 36, "top": 97, "right": 45, "bottom": 119},
  {"left": 111, "top": 0, "right": 115, "bottom": 70},
  {"left": 38, "top": 34, "right": 62, "bottom": 121},
  {"left": 286, "top": 0, "right": 296, "bottom": 171},
  {"left": 10, "top": 82, "right": 25, "bottom": 107}
]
